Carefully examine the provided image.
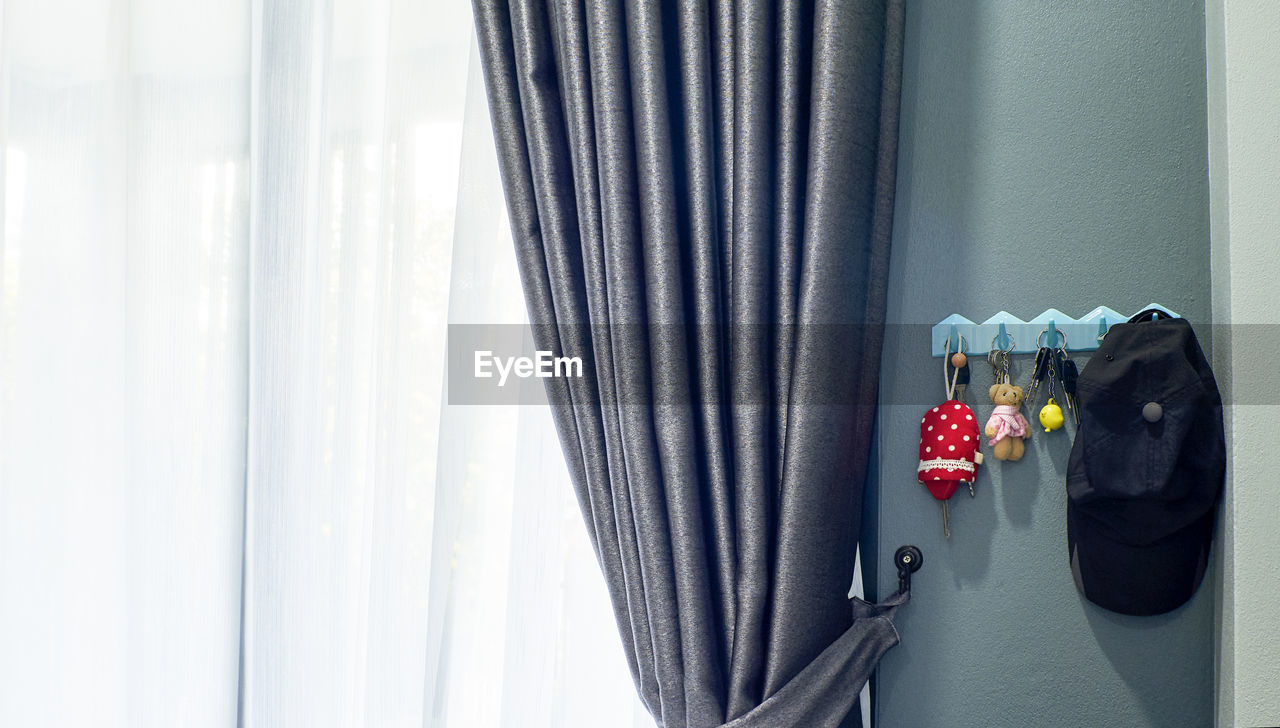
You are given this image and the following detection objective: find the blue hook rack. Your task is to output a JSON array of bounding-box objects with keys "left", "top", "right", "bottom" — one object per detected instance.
[{"left": 931, "top": 304, "right": 1178, "bottom": 357}]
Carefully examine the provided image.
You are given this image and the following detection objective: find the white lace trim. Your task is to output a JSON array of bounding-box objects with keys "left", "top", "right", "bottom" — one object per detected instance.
[{"left": 917, "top": 458, "right": 975, "bottom": 474}]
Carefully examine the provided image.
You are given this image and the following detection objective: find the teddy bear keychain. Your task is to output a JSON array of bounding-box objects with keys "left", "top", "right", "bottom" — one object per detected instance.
[
  {"left": 987, "top": 381, "right": 1030, "bottom": 460},
  {"left": 917, "top": 337, "right": 983, "bottom": 538},
  {"left": 985, "top": 342, "right": 1030, "bottom": 461}
]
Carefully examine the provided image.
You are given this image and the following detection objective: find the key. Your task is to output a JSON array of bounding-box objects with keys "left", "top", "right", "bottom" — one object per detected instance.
[
  {"left": 1059, "top": 350, "right": 1080, "bottom": 425},
  {"left": 1037, "top": 346, "right": 1053, "bottom": 400},
  {"left": 1025, "top": 347, "right": 1050, "bottom": 405},
  {"left": 1024, "top": 347, "right": 1041, "bottom": 403},
  {"left": 941, "top": 500, "right": 951, "bottom": 539},
  {"left": 988, "top": 349, "right": 1003, "bottom": 385},
  {"left": 954, "top": 358, "right": 970, "bottom": 403},
  {"left": 989, "top": 348, "right": 1010, "bottom": 386}
]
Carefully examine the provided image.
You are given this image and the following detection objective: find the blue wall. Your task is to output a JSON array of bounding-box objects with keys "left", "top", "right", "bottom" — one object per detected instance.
[{"left": 874, "top": 2, "right": 1212, "bottom": 727}]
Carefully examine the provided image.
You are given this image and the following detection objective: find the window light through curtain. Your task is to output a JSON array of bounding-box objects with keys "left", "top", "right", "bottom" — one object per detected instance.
[{"left": 0, "top": 0, "right": 649, "bottom": 726}]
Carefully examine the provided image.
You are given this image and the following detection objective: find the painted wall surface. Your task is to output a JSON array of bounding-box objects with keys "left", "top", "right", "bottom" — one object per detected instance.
[
  {"left": 1207, "top": 1, "right": 1280, "bottom": 725},
  {"left": 875, "top": 3, "right": 1213, "bottom": 727}
]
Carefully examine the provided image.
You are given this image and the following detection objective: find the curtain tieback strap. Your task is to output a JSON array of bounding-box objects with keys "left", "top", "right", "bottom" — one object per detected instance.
[{"left": 719, "top": 591, "right": 909, "bottom": 728}]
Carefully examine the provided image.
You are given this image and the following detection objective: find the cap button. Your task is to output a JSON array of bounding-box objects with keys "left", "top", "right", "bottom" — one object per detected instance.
[{"left": 1142, "top": 402, "right": 1163, "bottom": 423}]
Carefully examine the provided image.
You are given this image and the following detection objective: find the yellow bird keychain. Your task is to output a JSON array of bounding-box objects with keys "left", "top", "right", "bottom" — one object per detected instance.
[
  {"left": 1039, "top": 397, "right": 1064, "bottom": 432},
  {"left": 1035, "top": 339, "right": 1066, "bottom": 433}
]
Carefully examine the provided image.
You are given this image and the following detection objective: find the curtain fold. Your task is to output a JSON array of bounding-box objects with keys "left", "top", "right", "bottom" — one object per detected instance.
[{"left": 472, "top": 1, "right": 906, "bottom": 726}]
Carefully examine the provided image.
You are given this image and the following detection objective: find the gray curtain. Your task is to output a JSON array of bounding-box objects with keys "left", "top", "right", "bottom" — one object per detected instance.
[{"left": 471, "top": 1, "right": 906, "bottom": 726}]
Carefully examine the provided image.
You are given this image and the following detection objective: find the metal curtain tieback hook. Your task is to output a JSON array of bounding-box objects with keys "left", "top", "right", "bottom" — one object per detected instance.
[{"left": 895, "top": 545, "right": 923, "bottom": 595}]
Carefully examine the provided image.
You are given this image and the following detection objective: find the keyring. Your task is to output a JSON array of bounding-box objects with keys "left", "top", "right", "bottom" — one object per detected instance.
[
  {"left": 1037, "top": 329, "right": 1068, "bottom": 350},
  {"left": 991, "top": 333, "right": 1015, "bottom": 352}
]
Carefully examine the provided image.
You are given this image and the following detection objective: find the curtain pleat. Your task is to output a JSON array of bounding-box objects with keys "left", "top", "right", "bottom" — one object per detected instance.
[
  {"left": 765, "top": 0, "right": 906, "bottom": 700},
  {"left": 473, "top": 0, "right": 906, "bottom": 726}
]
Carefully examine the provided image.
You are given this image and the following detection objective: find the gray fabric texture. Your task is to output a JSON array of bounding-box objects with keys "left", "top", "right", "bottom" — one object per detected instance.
[{"left": 470, "top": 1, "right": 906, "bottom": 726}]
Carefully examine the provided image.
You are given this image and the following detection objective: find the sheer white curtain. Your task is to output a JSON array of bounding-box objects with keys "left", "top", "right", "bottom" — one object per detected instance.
[{"left": 0, "top": 1, "right": 648, "bottom": 726}]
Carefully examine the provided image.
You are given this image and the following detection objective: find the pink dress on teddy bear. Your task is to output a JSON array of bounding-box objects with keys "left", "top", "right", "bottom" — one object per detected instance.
[{"left": 985, "top": 405, "right": 1029, "bottom": 446}]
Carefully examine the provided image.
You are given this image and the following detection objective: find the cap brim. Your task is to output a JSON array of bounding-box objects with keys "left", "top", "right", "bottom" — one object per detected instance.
[{"left": 1067, "top": 501, "right": 1213, "bottom": 616}]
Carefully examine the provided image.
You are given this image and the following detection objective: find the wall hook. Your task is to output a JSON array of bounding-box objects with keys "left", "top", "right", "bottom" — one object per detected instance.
[
  {"left": 1047, "top": 320, "right": 1060, "bottom": 348},
  {"left": 895, "top": 545, "right": 923, "bottom": 595}
]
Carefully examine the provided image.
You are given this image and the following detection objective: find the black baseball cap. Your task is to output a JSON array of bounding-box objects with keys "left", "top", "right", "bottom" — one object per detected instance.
[{"left": 1065, "top": 310, "right": 1225, "bottom": 616}]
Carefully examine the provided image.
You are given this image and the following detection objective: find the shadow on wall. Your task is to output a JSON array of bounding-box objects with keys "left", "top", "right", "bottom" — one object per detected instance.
[{"left": 1083, "top": 592, "right": 1216, "bottom": 727}]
